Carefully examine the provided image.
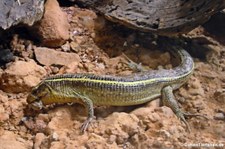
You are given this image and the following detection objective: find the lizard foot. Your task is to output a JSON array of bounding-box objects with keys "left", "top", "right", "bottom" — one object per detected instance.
[
  {"left": 80, "top": 117, "right": 94, "bottom": 133},
  {"left": 176, "top": 111, "right": 208, "bottom": 133}
]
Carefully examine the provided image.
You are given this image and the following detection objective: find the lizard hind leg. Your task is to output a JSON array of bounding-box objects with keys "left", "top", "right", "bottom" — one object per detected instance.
[
  {"left": 161, "top": 86, "right": 204, "bottom": 132},
  {"left": 122, "top": 53, "right": 147, "bottom": 72}
]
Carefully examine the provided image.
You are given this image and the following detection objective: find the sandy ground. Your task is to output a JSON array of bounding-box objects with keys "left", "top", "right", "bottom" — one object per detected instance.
[{"left": 0, "top": 6, "right": 224, "bottom": 149}]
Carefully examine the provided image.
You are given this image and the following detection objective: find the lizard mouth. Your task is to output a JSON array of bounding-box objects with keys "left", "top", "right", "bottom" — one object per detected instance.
[{"left": 29, "top": 100, "right": 44, "bottom": 110}]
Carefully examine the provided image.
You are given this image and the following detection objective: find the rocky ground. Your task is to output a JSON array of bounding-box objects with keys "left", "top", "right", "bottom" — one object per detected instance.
[{"left": 0, "top": 1, "right": 224, "bottom": 149}]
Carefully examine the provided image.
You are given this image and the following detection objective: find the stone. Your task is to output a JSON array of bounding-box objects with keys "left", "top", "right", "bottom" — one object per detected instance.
[
  {"left": 34, "top": 0, "right": 70, "bottom": 47},
  {"left": 0, "top": 139, "right": 27, "bottom": 149},
  {"left": 0, "top": 0, "right": 44, "bottom": 30},
  {"left": 50, "top": 142, "right": 65, "bottom": 149},
  {"left": 85, "top": 133, "right": 118, "bottom": 149},
  {"left": 0, "top": 105, "right": 9, "bottom": 122},
  {"left": 76, "top": 0, "right": 225, "bottom": 35},
  {"left": 188, "top": 77, "right": 205, "bottom": 96},
  {"left": 0, "top": 131, "right": 31, "bottom": 149},
  {"left": 0, "top": 49, "right": 14, "bottom": 66},
  {"left": 61, "top": 42, "right": 70, "bottom": 52},
  {"left": 46, "top": 107, "right": 74, "bottom": 134},
  {"left": 0, "top": 60, "right": 46, "bottom": 93},
  {"left": 132, "top": 107, "right": 156, "bottom": 121},
  {"left": 97, "top": 112, "right": 140, "bottom": 144},
  {"left": 34, "top": 47, "right": 81, "bottom": 66},
  {"left": 214, "top": 113, "right": 225, "bottom": 121},
  {"left": 34, "top": 133, "right": 46, "bottom": 149},
  {"left": 70, "top": 41, "right": 81, "bottom": 53}
]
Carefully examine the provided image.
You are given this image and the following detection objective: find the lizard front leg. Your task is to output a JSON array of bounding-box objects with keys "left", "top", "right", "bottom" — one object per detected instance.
[{"left": 75, "top": 93, "right": 94, "bottom": 133}]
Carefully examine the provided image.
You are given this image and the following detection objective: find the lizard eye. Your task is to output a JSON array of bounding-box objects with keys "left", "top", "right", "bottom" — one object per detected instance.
[
  {"left": 27, "top": 93, "right": 39, "bottom": 103},
  {"left": 27, "top": 92, "right": 44, "bottom": 110},
  {"left": 27, "top": 82, "right": 50, "bottom": 103}
]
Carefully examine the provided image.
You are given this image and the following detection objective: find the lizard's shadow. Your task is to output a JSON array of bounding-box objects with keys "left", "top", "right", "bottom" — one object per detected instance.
[{"left": 69, "top": 103, "right": 145, "bottom": 120}]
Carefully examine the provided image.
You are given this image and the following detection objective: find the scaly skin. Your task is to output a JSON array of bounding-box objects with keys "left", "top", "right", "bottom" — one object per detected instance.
[{"left": 27, "top": 46, "right": 198, "bottom": 132}]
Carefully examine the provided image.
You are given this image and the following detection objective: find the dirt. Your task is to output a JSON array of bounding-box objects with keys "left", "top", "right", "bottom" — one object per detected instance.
[{"left": 0, "top": 6, "right": 224, "bottom": 149}]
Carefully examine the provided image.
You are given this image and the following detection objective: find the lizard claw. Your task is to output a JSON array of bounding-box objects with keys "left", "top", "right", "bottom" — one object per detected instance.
[
  {"left": 183, "top": 112, "right": 208, "bottom": 120},
  {"left": 80, "top": 117, "right": 93, "bottom": 133},
  {"left": 176, "top": 111, "right": 208, "bottom": 133},
  {"left": 175, "top": 111, "right": 191, "bottom": 132}
]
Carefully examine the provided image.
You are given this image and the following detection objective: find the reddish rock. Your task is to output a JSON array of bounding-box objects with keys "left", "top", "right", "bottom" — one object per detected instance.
[
  {"left": 0, "top": 131, "right": 32, "bottom": 149},
  {"left": 35, "top": 0, "right": 70, "bottom": 47},
  {"left": 0, "top": 105, "right": 9, "bottom": 122},
  {"left": 34, "top": 133, "right": 47, "bottom": 149},
  {"left": 34, "top": 47, "right": 81, "bottom": 66},
  {"left": 0, "top": 60, "right": 46, "bottom": 93},
  {"left": 0, "top": 139, "right": 27, "bottom": 149}
]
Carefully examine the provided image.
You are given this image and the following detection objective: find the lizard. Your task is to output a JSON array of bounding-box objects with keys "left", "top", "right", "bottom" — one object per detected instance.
[{"left": 27, "top": 45, "right": 202, "bottom": 133}]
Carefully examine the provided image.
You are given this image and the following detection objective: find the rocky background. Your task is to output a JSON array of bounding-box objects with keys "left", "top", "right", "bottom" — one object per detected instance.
[{"left": 0, "top": 0, "right": 224, "bottom": 148}]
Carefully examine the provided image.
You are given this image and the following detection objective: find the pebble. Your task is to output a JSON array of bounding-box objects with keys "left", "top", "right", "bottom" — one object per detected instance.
[
  {"left": 0, "top": 93, "right": 8, "bottom": 102},
  {"left": 0, "top": 112, "right": 9, "bottom": 122},
  {"left": 70, "top": 41, "right": 80, "bottom": 53},
  {"left": 51, "top": 66, "right": 59, "bottom": 74},
  {"left": 214, "top": 112, "right": 225, "bottom": 120},
  {"left": 152, "top": 140, "right": 163, "bottom": 148},
  {"left": 108, "top": 135, "right": 116, "bottom": 144},
  {"left": 34, "top": 133, "right": 46, "bottom": 149},
  {"left": 158, "top": 130, "right": 171, "bottom": 139},
  {"left": 51, "top": 132, "right": 59, "bottom": 141},
  {"left": 61, "top": 41, "right": 70, "bottom": 52}
]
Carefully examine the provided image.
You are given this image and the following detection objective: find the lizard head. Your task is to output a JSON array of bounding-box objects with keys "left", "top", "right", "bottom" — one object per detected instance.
[{"left": 27, "top": 82, "right": 51, "bottom": 110}]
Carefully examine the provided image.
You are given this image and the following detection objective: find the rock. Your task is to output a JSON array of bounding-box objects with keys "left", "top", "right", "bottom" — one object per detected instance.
[
  {"left": 34, "top": 133, "right": 46, "bottom": 149},
  {"left": 0, "top": 139, "right": 27, "bottom": 149},
  {"left": 46, "top": 107, "right": 74, "bottom": 134},
  {"left": 0, "top": 60, "right": 46, "bottom": 93},
  {"left": 188, "top": 77, "right": 205, "bottom": 96},
  {"left": 0, "top": 49, "right": 14, "bottom": 66},
  {"left": 58, "top": 61, "right": 80, "bottom": 74},
  {"left": 131, "top": 107, "right": 156, "bottom": 121},
  {"left": 34, "top": 47, "right": 81, "bottom": 66},
  {"left": 50, "top": 132, "right": 59, "bottom": 141},
  {"left": 214, "top": 112, "right": 225, "bottom": 121},
  {"left": 0, "top": 0, "right": 44, "bottom": 30},
  {"left": 158, "top": 130, "right": 171, "bottom": 139},
  {"left": 97, "top": 112, "right": 140, "bottom": 144},
  {"left": 0, "top": 91, "right": 8, "bottom": 103},
  {"left": 76, "top": 0, "right": 225, "bottom": 35},
  {"left": 85, "top": 133, "right": 118, "bottom": 149},
  {"left": 70, "top": 41, "right": 81, "bottom": 53},
  {"left": 214, "top": 90, "right": 225, "bottom": 104},
  {"left": 0, "top": 131, "right": 31, "bottom": 149},
  {"left": 0, "top": 105, "right": 9, "bottom": 122},
  {"left": 158, "top": 106, "right": 175, "bottom": 118},
  {"left": 34, "top": 0, "right": 70, "bottom": 47},
  {"left": 50, "top": 142, "right": 65, "bottom": 149},
  {"left": 61, "top": 42, "right": 70, "bottom": 52}
]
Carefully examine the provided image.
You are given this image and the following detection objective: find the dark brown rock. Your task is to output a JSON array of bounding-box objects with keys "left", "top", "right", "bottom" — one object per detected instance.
[
  {"left": 76, "top": 0, "right": 225, "bottom": 35},
  {"left": 0, "top": 49, "right": 14, "bottom": 66}
]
